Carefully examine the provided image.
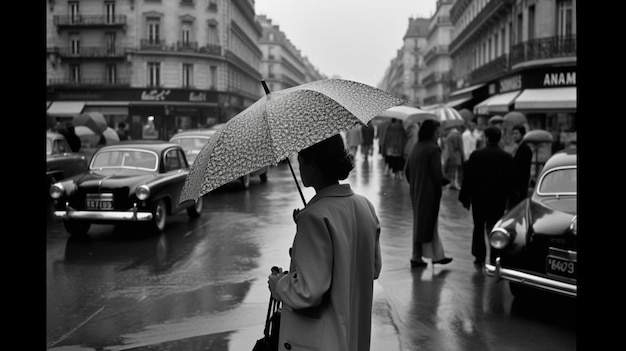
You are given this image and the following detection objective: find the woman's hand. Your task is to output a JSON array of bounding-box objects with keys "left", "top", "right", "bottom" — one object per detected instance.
[
  {"left": 267, "top": 266, "right": 285, "bottom": 301},
  {"left": 292, "top": 208, "right": 301, "bottom": 223}
]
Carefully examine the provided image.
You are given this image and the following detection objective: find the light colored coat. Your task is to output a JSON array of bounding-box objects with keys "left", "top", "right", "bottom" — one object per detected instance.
[{"left": 274, "top": 184, "right": 382, "bottom": 351}]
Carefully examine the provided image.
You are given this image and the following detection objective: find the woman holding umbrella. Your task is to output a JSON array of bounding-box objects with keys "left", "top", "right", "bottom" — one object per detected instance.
[{"left": 268, "top": 134, "right": 382, "bottom": 351}]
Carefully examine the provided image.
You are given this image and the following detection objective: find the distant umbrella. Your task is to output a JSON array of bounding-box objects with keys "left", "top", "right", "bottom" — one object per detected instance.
[
  {"left": 432, "top": 106, "right": 465, "bottom": 129},
  {"left": 75, "top": 126, "right": 120, "bottom": 146},
  {"left": 503, "top": 111, "right": 528, "bottom": 126},
  {"left": 523, "top": 129, "right": 553, "bottom": 144},
  {"left": 458, "top": 108, "right": 475, "bottom": 122},
  {"left": 488, "top": 115, "right": 504, "bottom": 125},
  {"left": 73, "top": 112, "right": 108, "bottom": 135}
]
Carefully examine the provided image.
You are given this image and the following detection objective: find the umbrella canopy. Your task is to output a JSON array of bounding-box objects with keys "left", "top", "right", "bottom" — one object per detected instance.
[
  {"left": 179, "top": 78, "right": 404, "bottom": 206},
  {"left": 73, "top": 112, "right": 108, "bottom": 135},
  {"left": 377, "top": 105, "right": 430, "bottom": 121},
  {"left": 75, "top": 126, "right": 120, "bottom": 146},
  {"left": 523, "top": 129, "right": 553, "bottom": 144},
  {"left": 432, "top": 106, "right": 465, "bottom": 129},
  {"left": 488, "top": 115, "right": 504, "bottom": 125},
  {"left": 503, "top": 111, "right": 528, "bottom": 126},
  {"left": 458, "top": 108, "right": 475, "bottom": 122}
]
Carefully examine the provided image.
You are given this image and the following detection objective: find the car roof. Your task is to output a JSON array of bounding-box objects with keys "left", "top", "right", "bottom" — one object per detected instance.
[
  {"left": 543, "top": 147, "right": 576, "bottom": 170},
  {"left": 97, "top": 140, "right": 181, "bottom": 153},
  {"left": 169, "top": 129, "right": 217, "bottom": 139},
  {"left": 47, "top": 131, "right": 64, "bottom": 140}
]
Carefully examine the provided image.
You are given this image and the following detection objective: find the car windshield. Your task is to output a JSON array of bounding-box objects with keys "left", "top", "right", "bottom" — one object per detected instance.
[
  {"left": 537, "top": 167, "right": 576, "bottom": 195},
  {"left": 46, "top": 138, "right": 53, "bottom": 155},
  {"left": 90, "top": 150, "right": 158, "bottom": 171},
  {"left": 170, "top": 136, "right": 210, "bottom": 164}
]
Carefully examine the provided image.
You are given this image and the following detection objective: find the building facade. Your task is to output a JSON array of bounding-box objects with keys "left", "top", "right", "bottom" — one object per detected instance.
[
  {"left": 257, "top": 14, "right": 325, "bottom": 92},
  {"left": 46, "top": 0, "right": 264, "bottom": 140}
]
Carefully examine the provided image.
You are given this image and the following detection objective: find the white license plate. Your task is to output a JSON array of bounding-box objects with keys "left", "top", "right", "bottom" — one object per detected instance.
[
  {"left": 86, "top": 194, "right": 114, "bottom": 210},
  {"left": 546, "top": 256, "right": 576, "bottom": 280}
]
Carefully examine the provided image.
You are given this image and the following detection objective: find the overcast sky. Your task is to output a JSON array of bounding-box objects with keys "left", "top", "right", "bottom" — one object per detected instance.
[{"left": 254, "top": 0, "right": 436, "bottom": 88}]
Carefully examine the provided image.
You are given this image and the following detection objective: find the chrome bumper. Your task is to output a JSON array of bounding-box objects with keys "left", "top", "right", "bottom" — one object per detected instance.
[
  {"left": 53, "top": 205, "right": 153, "bottom": 222},
  {"left": 484, "top": 257, "right": 577, "bottom": 298}
]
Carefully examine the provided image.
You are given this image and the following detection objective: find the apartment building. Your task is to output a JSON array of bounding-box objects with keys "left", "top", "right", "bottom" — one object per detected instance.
[
  {"left": 257, "top": 15, "right": 325, "bottom": 93},
  {"left": 46, "top": 0, "right": 264, "bottom": 140}
]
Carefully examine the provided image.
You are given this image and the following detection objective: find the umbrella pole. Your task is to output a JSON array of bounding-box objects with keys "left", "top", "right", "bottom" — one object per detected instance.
[
  {"left": 287, "top": 157, "right": 307, "bottom": 206},
  {"left": 262, "top": 79, "right": 307, "bottom": 206}
]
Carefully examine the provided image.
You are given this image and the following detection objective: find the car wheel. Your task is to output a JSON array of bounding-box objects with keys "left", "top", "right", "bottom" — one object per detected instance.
[
  {"left": 260, "top": 172, "right": 268, "bottom": 182},
  {"left": 240, "top": 174, "right": 250, "bottom": 189},
  {"left": 64, "top": 220, "right": 91, "bottom": 238},
  {"left": 186, "top": 196, "right": 203, "bottom": 218},
  {"left": 149, "top": 199, "right": 167, "bottom": 233}
]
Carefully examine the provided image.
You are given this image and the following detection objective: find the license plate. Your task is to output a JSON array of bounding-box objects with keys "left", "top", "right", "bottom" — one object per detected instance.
[
  {"left": 546, "top": 256, "right": 576, "bottom": 280},
  {"left": 86, "top": 194, "right": 114, "bottom": 210}
]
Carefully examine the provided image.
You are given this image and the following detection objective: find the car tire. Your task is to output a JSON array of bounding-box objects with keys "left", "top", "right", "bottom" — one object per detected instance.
[
  {"left": 509, "top": 282, "right": 536, "bottom": 299},
  {"left": 240, "top": 174, "right": 250, "bottom": 189},
  {"left": 149, "top": 199, "right": 167, "bottom": 233},
  {"left": 186, "top": 196, "right": 203, "bottom": 218},
  {"left": 64, "top": 220, "right": 91, "bottom": 238}
]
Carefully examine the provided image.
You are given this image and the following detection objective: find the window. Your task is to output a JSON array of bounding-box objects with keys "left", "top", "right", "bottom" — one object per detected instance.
[
  {"left": 516, "top": 12, "right": 523, "bottom": 43},
  {"left": 210, "top": 66, "right": 217, "bottom": 89},
  {"left": 70, "top": 64, "right": 80, "bottom": 83},
  {"left": 208, "top": 22, "right": 219, "bottom": 44},
  {"left": 528, "top": 5, "right": 536, "bottom": 41},
  {"left": 182, "top": 63, "right": 193, "bottom": 88},
  {"left": 105, "top": 1, "right": 116, "bottom": 24},
  {"left": 147, "top": 18, "right": 160, "bottom": 43},
  {"left": 557, "top": 0, "right": 573, "bottom": 37},
  {"left": 105, "top": 32, "right": 116, "bottom": 55},
  {"left": 148, "top": 62, "right": 160, "bottom": 87},
  {"left": 70, "top": 33, "right": 80, "bottom": 55},
  {"left": 69, "top": 1, "right": 80, "bottom": 24},
  {"left": 164, "top": 149, "right": 182, "bottom": 171},
  {"left": 268, "top": 32, "right": 275, "bottom": 41},
  {"left": 106, "top": 64, "right": 117, "bottom": 84},
  {"left": 182, "top": 22, "right": 191, "bottom": 44}
]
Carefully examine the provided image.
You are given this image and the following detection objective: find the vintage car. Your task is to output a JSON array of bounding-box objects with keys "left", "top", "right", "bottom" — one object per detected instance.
[
  {"left": 49, "top": 141, "right": 203, "bottom": 237},
  {"left": 46, "top": 131, "right": 89, "bottom": 187},
  {"left": 485, "top": 147, "right": 577, "bottom": 299},
  {"left": 169, "top": 128, "right": 269, "bottom": 189}
]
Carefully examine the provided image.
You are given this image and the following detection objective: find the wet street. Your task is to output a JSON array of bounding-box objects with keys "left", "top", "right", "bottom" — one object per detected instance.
[{"left": 46, "top": 150, "right": 576, "bottom": 351}]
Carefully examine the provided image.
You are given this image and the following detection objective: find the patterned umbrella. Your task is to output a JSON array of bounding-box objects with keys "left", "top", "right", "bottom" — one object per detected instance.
[
  {"left": 75, "top": 126, "right": 120, "bottom": 146},
  {"left": 73, "top": 112, "right": 108, "bottom": 135},
  {"left": 178, "top": 78, "right": 404, "bottom": 206},
  {"left": 432, "top": 106, "right": 465, "bottom": 129}
]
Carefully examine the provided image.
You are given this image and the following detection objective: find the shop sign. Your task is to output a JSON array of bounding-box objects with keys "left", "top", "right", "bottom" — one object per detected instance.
[
  {"left": 141, "top": 89, "right": 171, "bottom": 101},
  {"left": 498, "top": 75, "right": 522, "bottom": 93}
]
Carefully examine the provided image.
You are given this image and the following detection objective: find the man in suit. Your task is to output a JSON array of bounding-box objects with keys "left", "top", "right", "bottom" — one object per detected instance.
[{"left": 459, "top": 126, "right": 514, "bottom": 265}]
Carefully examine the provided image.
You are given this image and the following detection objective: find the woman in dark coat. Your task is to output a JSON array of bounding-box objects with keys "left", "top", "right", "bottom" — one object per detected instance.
[
  {"left": 510, "top": 124, "right": 533, "bottom": 206},
  {"left": 404, "top": 119, "right": 453, "bottom": 267}
]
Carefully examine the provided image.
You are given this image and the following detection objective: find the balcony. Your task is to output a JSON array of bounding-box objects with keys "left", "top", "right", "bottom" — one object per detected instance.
[
  {"left": 510, "top": 35, "right": 576, "bottom": 67},
  {"left": 53, "top": 15, "right": 127, "bottom": 29},
  {"left": 139, "top": 39, "right": 222, "bottom": 56},
  {"left": 56, "top": 46, "right": 127, "bottom": 60},
  {"left": 469, "top": 54, "right": 509, "bottom": 84},
  {"left": 424, "top": 45, "right": 449, "bottom": 63},
  {"left": 176, "top": 41, "right": 199, "bottom": 51},
  {"left": 47, "top": 78, "right": 131, "bottom": 87}
]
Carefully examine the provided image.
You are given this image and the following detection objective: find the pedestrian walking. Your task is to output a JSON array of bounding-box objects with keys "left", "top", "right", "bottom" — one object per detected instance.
[
  {"left": 360, "top": 121, "right": 375, "bottom": 161},
  {"left": 510, "top": 124, "right": 533, "bottom": 207},
  {"left": 60, "top": 121, "right": 81, "bottom": 152},
  {"left": 268, "top": 134, "right": 382, "bottom": 351},
  {"left": 116, "top": 122, "right": 130, "bottom": 141},
  {"left": 403, "top": 122, "right": 419, "bottom": 163},
  {"left": 345, "top": 125, "right": 362, "bottom": 157},
  {"left": 383, "top": 118, "right": 407, "bottom": 178},
  {"left": 444, "top": 126, "right": 464, "bottom": 189},
  {"left": 404, "top": 119, "right": 453, "bottom": 268},
  {"left": 459, "top": 126, "right": 514, "bottom": 265},
  {"left": 377, "top": 119, "right": 390, "bottom": 173}
]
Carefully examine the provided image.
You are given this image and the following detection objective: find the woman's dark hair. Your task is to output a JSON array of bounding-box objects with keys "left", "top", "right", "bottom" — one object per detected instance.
[
  {"left": 418, "top": 119, "right": 440, "bottom": 141},
  {"left": 299, "top": 133, "right": 354, "bottom": 180},
  {"left": 512, "top": 124, "right": 526, "bottom": 136}
]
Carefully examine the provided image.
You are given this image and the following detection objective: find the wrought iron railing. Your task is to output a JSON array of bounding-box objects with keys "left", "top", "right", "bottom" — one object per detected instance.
[
  {"left": 510, "top": 35, "right": 576, "bottom": 66},
  {"left": 47, "top": 78, "right": 131, "bottom": 87},
  {"left": 56, "top": 46, "right": 126, "bottom": 58},
  {"left": 53, "top": 15, "right": 127, "bottom": 26}
]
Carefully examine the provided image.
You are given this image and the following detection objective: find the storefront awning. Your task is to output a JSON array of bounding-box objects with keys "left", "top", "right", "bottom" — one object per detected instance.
[
  {"left": 514, "top": 87, "right": 576, "bottom": 111},
  {"left": 473, "top": 91, "right": 521, "bottom": 115},
  {"left": 449, "top": 83, "right": 486, "bottom": 99},
  {"left": 444, "top": 96, "right": 472, "bottom": 108},
  {"left": 47, "top": 101, "right": 85, "bottom": 117}
]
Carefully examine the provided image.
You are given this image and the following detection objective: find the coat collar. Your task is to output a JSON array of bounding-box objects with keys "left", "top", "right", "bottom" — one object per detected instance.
[{"left": 306, "top": 184, "right": 354, "bottom": 207}]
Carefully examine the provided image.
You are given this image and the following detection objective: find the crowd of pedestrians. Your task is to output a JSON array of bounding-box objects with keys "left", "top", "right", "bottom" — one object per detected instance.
[{"left": 341, "top": 110, "right": 535, "bottom": 269}]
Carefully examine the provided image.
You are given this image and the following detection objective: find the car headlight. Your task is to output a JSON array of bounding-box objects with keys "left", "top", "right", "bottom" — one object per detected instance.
[
  {"left": 136, "top": 185, "right": 151, "bottom": 200},
  {"left": 569, "top": 215, "right": 577, "bottom": 235},
  {"left": 489, "top": 228, "right": 511, "bottom": 249},
  {"left": 50, "top": 183, "right": 65, "bottom": 199}
]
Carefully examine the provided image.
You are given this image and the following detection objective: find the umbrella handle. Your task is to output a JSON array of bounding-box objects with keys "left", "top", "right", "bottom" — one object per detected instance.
[{"left": 286, "top": 157, "right": 307, "bottom": 206}]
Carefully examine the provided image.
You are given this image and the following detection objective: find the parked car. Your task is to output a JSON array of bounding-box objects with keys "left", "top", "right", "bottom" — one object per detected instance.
[
  {"left": 484, "top": 147, "right": 577, "bottom": 299},
  {"left": 46, "top": 131, "right": 89, "bottom": 187},
  {"left": 49, "top": 140, "right": 203, "bottom": 237},
  {"left": 169, "top": 128, "right": 269, "bottom": 189}
]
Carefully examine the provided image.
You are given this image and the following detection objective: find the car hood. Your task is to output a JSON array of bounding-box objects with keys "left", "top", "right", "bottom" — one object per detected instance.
[
  {"left": 529, "top": 196, "right": 576, "bottom": 235},
  {"left": 76, "top": 169, "right": 157, "bottom": 189}
]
